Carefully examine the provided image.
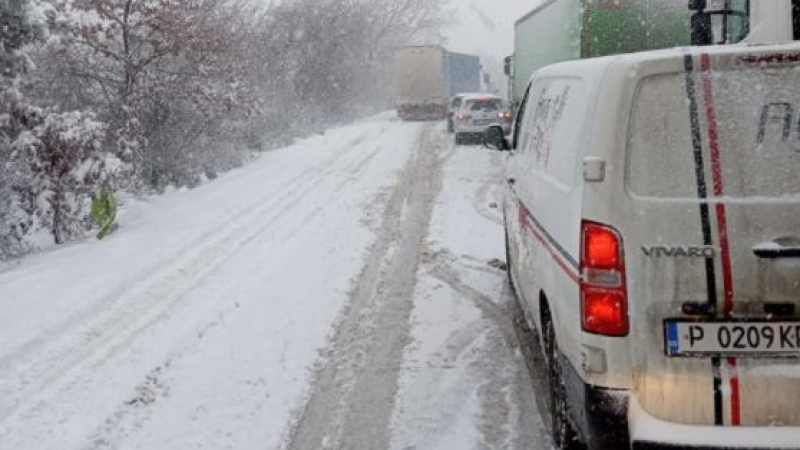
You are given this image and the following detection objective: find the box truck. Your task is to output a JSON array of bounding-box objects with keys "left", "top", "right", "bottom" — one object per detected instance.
[
  {"left": 395, "top": 46, "right": 481, "bottom": 121},
  {"left": 506, "top": 0, "right": 799, "bottom": 108}
]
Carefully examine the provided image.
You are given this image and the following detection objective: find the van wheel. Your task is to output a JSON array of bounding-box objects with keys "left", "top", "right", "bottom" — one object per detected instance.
[
  {"left": 454, "top": 133, "right": 463, "bottom": 145},
  {"left": 546, "top": 318, "right": 585, "bottom": 450}
]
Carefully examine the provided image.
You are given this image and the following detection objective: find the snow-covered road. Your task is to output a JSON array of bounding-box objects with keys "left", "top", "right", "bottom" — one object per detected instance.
[{"left": 0, "top": 113, "right": 550, "bottom": 449}]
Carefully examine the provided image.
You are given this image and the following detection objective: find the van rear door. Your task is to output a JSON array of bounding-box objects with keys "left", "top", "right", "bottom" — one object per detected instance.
[{"left": 623, "top": 49, "right": 800, "bottom": 428}]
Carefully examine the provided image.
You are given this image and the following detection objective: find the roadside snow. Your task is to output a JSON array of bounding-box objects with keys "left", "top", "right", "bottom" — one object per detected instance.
[
  {"left": 0, "top": 112, "right": 421, "bottom": 450},
  {"left": 0, "top": 117, "right": 550, "bottom": 450},
  {"left": 389, "top": 143, "right": 550, "bottom": 449}
]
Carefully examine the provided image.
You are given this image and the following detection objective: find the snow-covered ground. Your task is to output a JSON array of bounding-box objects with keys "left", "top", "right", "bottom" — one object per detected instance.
[
  {"left": 0, "top": 113, "right": 548, "bottom": 449},
  {"left": 389, "top": 134, "right": 548, "bottom": 449}
]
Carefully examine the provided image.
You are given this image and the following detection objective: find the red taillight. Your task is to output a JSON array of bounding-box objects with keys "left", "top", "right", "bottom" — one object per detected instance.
[
  {"left": 584, "top": 224, "right": 619, "bottom": 270},
  {"left": 582, "top": 290, "right": 627, "bottom": 336},
  {"left": 581, "top": 221, "right": 628, "bottom": 337},
  {"left": 458, "top": 113, "right": 471, "bottom": 120},
  {"left": 499, "top": 111, "right": 512, "bottom": 120}
]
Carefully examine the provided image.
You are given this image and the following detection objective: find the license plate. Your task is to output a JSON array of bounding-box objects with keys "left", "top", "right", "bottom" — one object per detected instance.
[
  {"left": 473, "top": 119, "right": 494, "bottom": 126},
  {"left": 665, "top": 320, "right": 800, "bottom": 357}
]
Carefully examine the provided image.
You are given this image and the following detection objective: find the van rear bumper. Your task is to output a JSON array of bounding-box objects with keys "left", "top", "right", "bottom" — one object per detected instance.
[
  {"left": 454, "top": 123, "right": 511, "bottom": 135},
  {"left": 628, "top": 395, "right": 800, "bottom": 450},
  {"left": 633, "top": 444, "right": 799, "bottom": 450},
  {"left": 563, "top": 358, "right": 800, "bottom": 450}
]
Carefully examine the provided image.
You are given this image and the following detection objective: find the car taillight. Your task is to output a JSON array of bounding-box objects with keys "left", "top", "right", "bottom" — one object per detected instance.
[
  {"left": 499, "top": 111, "right": 512, "bottom": 120},
  {"left": 581, "top": 221, "right": 628, "bottom": 337},
  {"left": 458, "top": 113, "right": 471, "bottom": 120}
]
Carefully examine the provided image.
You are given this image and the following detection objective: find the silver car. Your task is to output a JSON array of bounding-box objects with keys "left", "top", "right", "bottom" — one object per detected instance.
[{"left": 453, "top": 95, "right": 512, "bottom": 145}]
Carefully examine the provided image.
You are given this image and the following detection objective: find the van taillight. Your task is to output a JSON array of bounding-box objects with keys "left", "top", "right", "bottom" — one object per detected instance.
[{"left": 581, "top": 221, "right": 628, "bottom": 337}]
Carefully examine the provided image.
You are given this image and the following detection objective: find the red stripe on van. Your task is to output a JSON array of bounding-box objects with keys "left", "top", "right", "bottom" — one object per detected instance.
[
  {"left": 728, "top": 357, "right": 742, "bottom": 425},
  {"left": 683, "top": 53, "right": 725, "bottom": 426},
  {"left": 700, "top": 54, "right": 735, "bottom": 317},
  {"left": 518, "top": 203, "right": 580, "bottom": 284},
  {"left": 700, "top": 53, "right": 741, "bottom": 427}
]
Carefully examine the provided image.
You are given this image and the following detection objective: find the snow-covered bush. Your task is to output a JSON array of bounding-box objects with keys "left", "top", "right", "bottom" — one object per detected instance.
[
  {"left": 10, "top": 110, "right": 119, "bottom": 245},
  {"left": 0, "top": 0, "right": 53, "bottom": 78},
  {"left": 1, "top": 80, "right": 38, "bottom": 259},
  {"left": 1, "top": 0, "right": 56, "bottom": 259},
  {"left": 1, "top": 87, "right": 121, "bottom": 257}
]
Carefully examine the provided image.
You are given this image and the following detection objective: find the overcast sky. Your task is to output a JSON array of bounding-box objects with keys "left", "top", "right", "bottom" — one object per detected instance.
[
  {"left": 252, "top": 0, "right": 539, "bottom": 95},
  {"left": 443, "top": 0, "right": 538, "bottom": 57},
  {"left": 254, "top": 0, "right": 536, "bottom": 58},
  {"left": 442, "top": 0, "right": 539, "bottom": 94}
]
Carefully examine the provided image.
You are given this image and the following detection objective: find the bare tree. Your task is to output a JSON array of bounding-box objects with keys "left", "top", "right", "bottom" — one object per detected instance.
[{"left": 249, "top": 0, "right": 448, "bottom": 126}]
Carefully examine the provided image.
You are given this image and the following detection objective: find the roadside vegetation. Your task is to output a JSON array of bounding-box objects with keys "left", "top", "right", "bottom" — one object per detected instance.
[{"left": 0, "top": 0, "right": 446, "bottom": 260}]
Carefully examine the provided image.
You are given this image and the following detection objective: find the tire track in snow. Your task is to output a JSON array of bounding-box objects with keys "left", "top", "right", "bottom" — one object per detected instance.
[
  {"left": 0, "top": 126, "right": 394, "bottom": 428},
  {"left": 509, "top": 283, "right": 555, "bottom": 449},
  {"left": 285, "top": 123, "right": 446, "bottom": 450},
  {"left": 75, "top": 126, "right": 403, "bottom": 450},
  {"left": 473, "top": 179, "right": 504, "bottom": 227},
  {"left": 471, "top": 150, "right": 505, "bottom": 227},
  {"left": 425, "top": 257, "right": 539, "bottom": 449},
  {"left": 388, "top": 137, "right": 549, "bottom": 449}
]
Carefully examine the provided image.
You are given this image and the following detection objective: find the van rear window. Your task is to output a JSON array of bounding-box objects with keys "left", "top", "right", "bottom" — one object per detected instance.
[{"left": 627, "top": 67, "right": 800, "bottom": 200}]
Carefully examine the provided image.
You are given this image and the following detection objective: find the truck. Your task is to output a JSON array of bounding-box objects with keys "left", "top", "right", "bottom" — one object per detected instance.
[
  {"left": 506, "top": 0, "right": 800, "bottom": 108},
  {"left": 395, "top": 46, "right": 481, "bottom": 121}
]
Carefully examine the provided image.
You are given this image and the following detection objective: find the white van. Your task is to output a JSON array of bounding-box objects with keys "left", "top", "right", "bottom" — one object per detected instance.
[{"left": 487, "top": 43, "right": 800, "bottom": 450}]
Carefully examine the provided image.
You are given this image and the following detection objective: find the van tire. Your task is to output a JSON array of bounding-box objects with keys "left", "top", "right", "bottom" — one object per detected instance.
[{"left": 547, "top": 318, "right": 585, "bottom": 450}]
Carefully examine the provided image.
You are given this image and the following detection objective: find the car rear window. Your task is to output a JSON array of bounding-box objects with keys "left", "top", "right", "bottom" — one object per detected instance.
[
  {"left": 466, "top": 99, "right": 504, "bottom": 111},
  {"left": 627, "top": 66, "right": 800, "bottom": 200}
]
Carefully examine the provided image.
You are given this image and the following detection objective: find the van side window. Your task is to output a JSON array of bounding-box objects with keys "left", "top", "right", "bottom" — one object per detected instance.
[{"left": 519, "top": 78, "right": 586, "bottom": 189}]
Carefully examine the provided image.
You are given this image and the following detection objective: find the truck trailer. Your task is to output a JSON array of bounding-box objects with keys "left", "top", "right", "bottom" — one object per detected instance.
[
  {"left": 506, "top": 0, "right": 799, "bottom": 108},
  {"left": 395, "top": 46, "right": 481, "bottom": 121}
]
